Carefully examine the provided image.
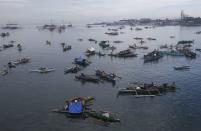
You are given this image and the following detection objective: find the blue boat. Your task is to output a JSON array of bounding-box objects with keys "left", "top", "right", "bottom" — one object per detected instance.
[{"left": 74, "top": 57, "right": 91, "bottom": 66}]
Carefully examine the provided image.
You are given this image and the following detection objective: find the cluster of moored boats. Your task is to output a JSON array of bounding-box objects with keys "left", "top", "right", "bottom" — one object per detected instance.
[
  {"left": 0, "top": 58, "right": 30, "bottom": 76},
  {"left": 1, "top": 23, "right": 200, "bottom": 125}
]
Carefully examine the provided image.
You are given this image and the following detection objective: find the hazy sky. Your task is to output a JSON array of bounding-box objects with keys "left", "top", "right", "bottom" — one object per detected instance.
[{"left": 0, "top": 0, "right": 201, "bottom": 24}]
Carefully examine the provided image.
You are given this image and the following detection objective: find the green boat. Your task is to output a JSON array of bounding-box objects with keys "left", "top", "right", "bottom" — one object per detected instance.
[
  {"left": 160, "top": 51, "right": 184, "bottom": 56},
  {"left": 86, "top": 110, "right": 120, "bottom": 122}
]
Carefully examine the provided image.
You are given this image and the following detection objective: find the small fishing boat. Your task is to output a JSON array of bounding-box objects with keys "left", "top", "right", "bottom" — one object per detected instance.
[
  {"left": 144, "top": 50, "right": 163, "bottom": 62},
  {"left": 3, "top": 44, "right": 14, "bottom": 49},
  {"left": 105, "top": 32, "right": 118, "bottom": 36},
  {"left": 95, "top": 70, "right": 118, "bottom": 83},
  {"left": 173, "top": 66, "right": 190, "bottom": 70},
  {"left": 99, "top": 41, "right": 110, "bottom": 48},
  {"left": 85, "top": 47, "right": 95, "bottom": 56},
  {"left": 113, "top": 40, "right": 123, "bottom": 43},
  {"left": 30, "top": 67, "right": 55, "bottom": 73},
  {"left": 63, "top": 45, "right": 71, "bottom": 51},
  {"left": 0, "top": 69, "right": 8, "bottom": 76},
  {"left": 13, "top": 58, "right": 30, "bottom": 65},
  {"left": 64, "top": 66, "right": 81, "bottom": 74},
  {"left": 7, "top": 62, "right": 16, "bottom": 68},
  {"left": 134, "top": 37, "right": 143, "bottom": 40},
  {"left": 195, "top": 48, "right": 201, "bottom": 52},
  {"left": 147, "top": 37, "right": 156, "bottom": 41},
  {"left": 75, "top": 73, "right": 100, "bottom": 83},
  {"left": 74, "top": 57, "right": 91, "bottom": 66},
  {"left": 135, "top": 27, "right": 142, "bottom": 31},
  {"left": 86, "top": 110, "right": 120, "bottom": 122},
  {"left": 17, "top": 44, "right": 22, "bottom": 51}
]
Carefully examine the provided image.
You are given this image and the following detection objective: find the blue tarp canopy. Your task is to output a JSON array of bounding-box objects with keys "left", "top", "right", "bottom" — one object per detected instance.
[{"left": 68, "top": 101, "right": 83, "bottom": 114}]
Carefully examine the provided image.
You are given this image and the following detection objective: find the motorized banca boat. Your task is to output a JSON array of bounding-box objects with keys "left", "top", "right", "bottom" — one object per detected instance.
[
  {"left": 3, "top": 44, "right": 14, "bottom": 49},
  {"left": 144, "top": 50, "right": 163, "bottom": 62},
  {"left": 30, "top": 67, "right": 55, "bottom": 73},
  {"left": 87, "top": 110, "right": 120, "bottom": 122},
  {"left": 99, "top": 41, "right": 110, "bottom": 48},
  {"left": 129, "top": 44, "right": 148, "bottom": 50},
  {"left": 74, "top": 57, "right": 91, "bottom": 66},
  {"left": 173, "top": 66, "right": 190, "bottom": 70},
  {"left": 85, "top": 47, "right": 95, "bottom": 56},
  {"left": 75, "top": 73, "right": 100, "bottom": 83},
  {"left": 64, "top": 66, "right": 81, "bottom": 74},
  {"left": 13, "top": 58, "right": 30, "bottom": 65},
  {"left": 95, "top": 70, "right": 118, "bottom": 83},
  {"left": 7, "top": 62, "right": 16, "bottom": 68}
]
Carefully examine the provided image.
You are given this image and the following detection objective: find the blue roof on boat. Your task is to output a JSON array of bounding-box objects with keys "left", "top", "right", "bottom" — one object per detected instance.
[{"left": 68, "top": 101, "right": 83, "bottom": 114}]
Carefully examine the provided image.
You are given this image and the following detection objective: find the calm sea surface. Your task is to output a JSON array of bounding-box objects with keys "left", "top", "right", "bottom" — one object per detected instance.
[{"left": 0, "top": 25, "right": 201, "bottom": 131}]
